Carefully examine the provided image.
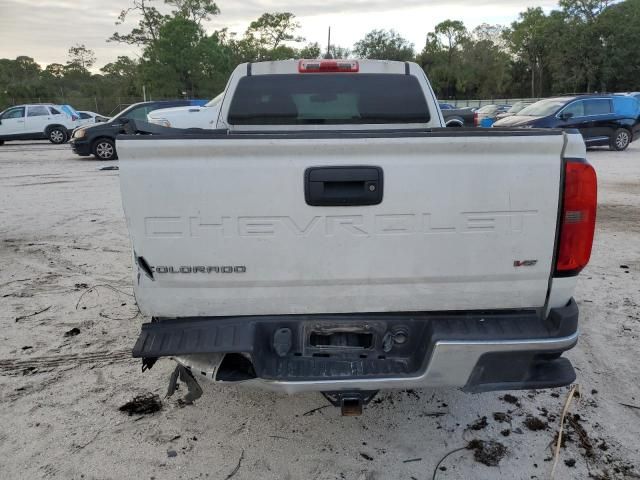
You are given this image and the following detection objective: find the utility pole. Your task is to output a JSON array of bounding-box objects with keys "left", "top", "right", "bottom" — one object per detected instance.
[{"left": 142, "top": 85, "right": 147, "bottom": 102}]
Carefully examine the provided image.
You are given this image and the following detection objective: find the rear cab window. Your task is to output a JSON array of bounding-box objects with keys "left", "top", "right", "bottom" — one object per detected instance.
[{"left": 227, "top": 74, "right": 430, "bottom": 126}]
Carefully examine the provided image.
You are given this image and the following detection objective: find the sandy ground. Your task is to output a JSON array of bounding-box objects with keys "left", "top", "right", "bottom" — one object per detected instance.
[{"left": 0, "top": 140, "right": 639, "bottom": 480}]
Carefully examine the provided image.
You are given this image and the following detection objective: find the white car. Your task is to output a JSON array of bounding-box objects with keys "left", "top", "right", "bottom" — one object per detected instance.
[
  {"left": 147, "top": 94, "right": 223, "bottom": 129},
  {"left": 78, "top": 111, "right": 109, "bottom": 126},
  {"left": 120, "top": 60, "right": 595, "bottom": 414},
  {"left": 0, "top": 104, "right": 78, "bottom": 144}
]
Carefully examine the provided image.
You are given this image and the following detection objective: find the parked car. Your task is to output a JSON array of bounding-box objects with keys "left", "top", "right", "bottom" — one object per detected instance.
[
  {"left": 147, "top": 94, "right": 223, "bottom": 129},
  {"left": 78, "top": 111, "right": 109, "bottom": 126},
  {"left": 475, "top": 104, "right": 511, "bottom": 127},
  {"left": 69, "top": 99, "right": 207, "bottom": 160},
  {"left": 439, "top": 104, "right": 476, "bottom": 127},
  {"left": 119, "top": 59, "right": 594, "bottom": 415},
  {"left": 439, "top": 103, "right": 456, "bottom": 110},
  {"left": 493, "top": 95, "right": 640, "bottom": 151},
  {"left": 495, "top": 101, "right": 534, "bottom": 121},
  {"left": 0, "top": 104, "right": 78, "bottom": 144}
]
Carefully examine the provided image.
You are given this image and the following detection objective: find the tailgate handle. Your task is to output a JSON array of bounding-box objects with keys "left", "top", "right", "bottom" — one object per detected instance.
[{"left": 305, "top": 166, "right": 383, "bottom": 206}]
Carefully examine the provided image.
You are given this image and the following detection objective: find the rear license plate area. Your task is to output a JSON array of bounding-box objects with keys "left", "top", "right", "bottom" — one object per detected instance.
[{"left": 309, "top": 331, "right": 373, "bottom": 349}]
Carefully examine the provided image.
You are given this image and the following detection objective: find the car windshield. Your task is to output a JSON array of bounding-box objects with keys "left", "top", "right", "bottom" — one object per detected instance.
[
  {"left": 518, "top": 99, "right": 568, "bottom": 116},
  {"left": 507, "top": 102, "right": 529, "bottom": 114},
  {"left": 110, "top": 104, "right": 140, "bottom": 122},
  {"left": 478, "top": 105, "right": 497, "bottom": 113},
  {"left": 110, "top": 104, "right": 158, "bottom": 122},
  {"left": 205, "top": 93, "right": 224, "bottom": 107}
]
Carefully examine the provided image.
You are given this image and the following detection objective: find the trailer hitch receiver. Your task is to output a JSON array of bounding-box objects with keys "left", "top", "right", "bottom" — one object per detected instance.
[{"left": 321, "top": 390, "right": 379, "bottom": 416}]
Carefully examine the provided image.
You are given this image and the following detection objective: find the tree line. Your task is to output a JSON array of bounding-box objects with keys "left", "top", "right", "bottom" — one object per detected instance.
[{"left": 1, "top": 0, "right": 638, "bottom": 113}]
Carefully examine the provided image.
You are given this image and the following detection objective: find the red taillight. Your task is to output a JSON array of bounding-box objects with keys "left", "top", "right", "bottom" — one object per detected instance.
[
  {"left": 473, "top": 111, "right": 478, "bottom": 127},
  {"left": 298, "top": 59, "right": 359, "bottom": 73},
  {"left": 555, "top": 160, "right": 597, "bottom": 276}
]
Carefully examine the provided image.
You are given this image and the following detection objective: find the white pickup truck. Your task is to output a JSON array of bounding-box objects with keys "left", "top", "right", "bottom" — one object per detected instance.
[
  {"left": 119, "top": 60, "right": 597, "bottom": 414},
  {"left": 146, "top": 94, "right": 223, "bottom": 129}
]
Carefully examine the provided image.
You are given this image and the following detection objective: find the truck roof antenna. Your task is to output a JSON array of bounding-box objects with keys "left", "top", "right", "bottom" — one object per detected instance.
[{"left": 324, "top": 26, "right": 333, "bottom": 59}]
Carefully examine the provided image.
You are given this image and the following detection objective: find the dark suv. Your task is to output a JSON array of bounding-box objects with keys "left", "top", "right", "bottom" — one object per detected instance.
[
  {"left": 493, "top": 95, "right": 640, "bottom": 151},
  {"left": 69, "top": 100, "right": 206, "bottom": 160}
]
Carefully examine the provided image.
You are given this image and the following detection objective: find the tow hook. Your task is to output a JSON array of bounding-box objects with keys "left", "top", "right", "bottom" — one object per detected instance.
[{"left": 321, "top": 391, "right": 379, "bottom": 416}]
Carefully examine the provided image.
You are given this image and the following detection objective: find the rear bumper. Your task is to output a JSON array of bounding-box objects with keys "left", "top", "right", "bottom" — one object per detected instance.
[{"left": 133, "top": 299, "right": 579, "bottom": 393}]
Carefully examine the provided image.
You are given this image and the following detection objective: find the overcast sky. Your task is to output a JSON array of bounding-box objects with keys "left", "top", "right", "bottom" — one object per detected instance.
[{"left": 0, "top": 0, "right": 558, "bottom": 69}]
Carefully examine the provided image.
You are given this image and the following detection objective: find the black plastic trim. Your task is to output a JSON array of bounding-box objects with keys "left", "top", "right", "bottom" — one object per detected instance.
[
  {"left": 304, "top": 165, "right": 384, "bottom": 206},
  {"left": 118, "top": 121, "right": 565, "bottom": 141},
  {"left": 464, "top": 355, "right": 576, "bottom": 393},
  {"left": 132, "top": 300, "right": 579, "bottom": 384}
]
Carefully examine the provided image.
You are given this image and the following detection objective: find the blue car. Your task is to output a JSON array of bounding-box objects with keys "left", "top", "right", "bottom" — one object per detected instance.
[
  {"left": 494, "top": 94, "right": 640, "bottom": 151},
  {"left": 475, "top": 104, "right": 511, "bottom": 128}
]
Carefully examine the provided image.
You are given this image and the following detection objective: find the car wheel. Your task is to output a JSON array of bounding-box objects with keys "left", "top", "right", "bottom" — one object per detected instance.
[
  {"left": 93, "top": 138, "right": 117, "bottom": 160},
  {"left": 48, "top": 127, "right": 67, "bottom": 144},
  {"left": 610, "top": 128, "right": 631, "bottom": 151}
]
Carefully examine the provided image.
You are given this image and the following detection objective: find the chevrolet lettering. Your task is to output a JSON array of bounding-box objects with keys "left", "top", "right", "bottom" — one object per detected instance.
[{"left": 144, "top": 211, "right": 539, "bottom": 238}]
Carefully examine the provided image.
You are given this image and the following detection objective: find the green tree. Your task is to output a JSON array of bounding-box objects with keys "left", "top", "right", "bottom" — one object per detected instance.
[
  {"left": 353, "top": 29, "right": 414, "bottom": 61},
  {"left": 110, "top": 0, "right": 168, "bottom": 46},
  {"left": 66, "top": 44, "right": 96, "bottom": 72},
  {"left": 504, "top": 7, "right": 549, "bottom": 97},
  {"left": 433, "top": 20, "right": 467, "bottom": 97},
  {"left": 559, "top": 0, "right": 616, "bottom": 21},
  {"left": 246, "top": 13, "right": 303, "bottom": 50},
  {"left": 197, "top": 32, "right": 235, "bottom": 94},
  {"left": 167, "top": 0, "right": 219, "bottom": 24},
  {"left": 101, "top": 56, "right": 139, "bottom": 78},
  {"left": 142, "top": 16, "right": 204, "bottom": 96},
  {"left": 298, "top": 42, "right": 322, "bottom": 59},
  {"left": 329, "top": 45, "right": 351, "bottom": 59},
  {"left": 458, "top": 37, "right": 512, "bottom": 98},
  {"left": 598, "top": 0, "right": 640, "bottom": 90},
  {"left": 44, "top": 63, "right": 65, "bottom": 78},
  {"left": 230, "top": 12, "right": 304, "bottom": 62}
]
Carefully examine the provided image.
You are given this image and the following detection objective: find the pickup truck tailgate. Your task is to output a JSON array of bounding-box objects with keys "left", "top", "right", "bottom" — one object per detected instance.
[{"left": 119, "top": 131, "right": 564, "bottom": 317}]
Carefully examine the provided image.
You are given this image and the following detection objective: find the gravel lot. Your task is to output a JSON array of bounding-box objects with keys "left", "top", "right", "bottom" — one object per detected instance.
[{"left": 0, "top": 140, "right": 639, "bottom": 480}]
